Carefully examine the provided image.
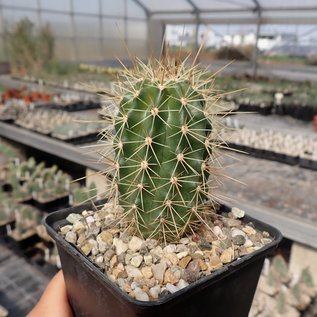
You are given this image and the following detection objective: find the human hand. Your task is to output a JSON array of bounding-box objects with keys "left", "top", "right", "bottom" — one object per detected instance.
[{"left": 27, "top": 270, "right": 73, "bottom": 317}]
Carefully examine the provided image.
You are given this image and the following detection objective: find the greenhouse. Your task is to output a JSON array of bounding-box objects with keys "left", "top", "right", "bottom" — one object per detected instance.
[{"left": 0, "top": 1, "right": 316, "bottom": 317}]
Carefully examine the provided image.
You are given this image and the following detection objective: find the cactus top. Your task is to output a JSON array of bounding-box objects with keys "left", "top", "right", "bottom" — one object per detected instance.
[{"left": 102, "top": 59, "right": 223, "bottom": 242}]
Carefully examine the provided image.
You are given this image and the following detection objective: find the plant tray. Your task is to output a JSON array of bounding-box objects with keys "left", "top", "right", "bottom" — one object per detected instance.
[
  {"left": 33, "top": 195, "right": 70, "bottom": 213},
  {"left": 8, "top": 232, "right": 40, "bottom": 251}
]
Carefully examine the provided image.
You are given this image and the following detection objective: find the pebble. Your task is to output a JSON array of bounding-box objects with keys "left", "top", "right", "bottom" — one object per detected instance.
[
  {"left": 179, "top": 237, "right": 190, "bottom": 244},
  {"left": 220, "top": 247, "right": 234, "bottom": 264},
  {"left": 73, "top": 221, "right": 86, "bottom": 233},
  {"left": 141, "top": 266, "right": 153, "bottom": 279},
  {"left": 165, "top": 283, "right": 179, "bottom": 294},
  {"left": 197, "top": 259, "right": 208, "bottom": 271},
  {"left": 143, "top": 254, "right": 153, "bottom": 265},
  {"left": 129, "top": 236, "right": 144, "bottom": 252},
  {"left": 243, "top": 225, "right": 257, "bottom": 236},
  {"left": 134, "top": 287, "right": 149, "bottom": 301},
  {"left": 177, "top": 251, "right": 188, "bottom": 259},
  {"left": 183, "top": 260, "right": 200, "bottom": 283},
  {"left": 81, "top": 242, "right": 92, "bottom": 256},
  {"left": 226, "top": 218, "right": 242, "bottom": 227},
  {"left": 199, "top": 239, "right": 212, "bottom": 250},
  {"left": 232, "top": 235, "right": 246, "bottom": 246},
  {"left": 164, "top": 244, "right": 176, "bottom": 253},
  {"left": 164, "top": 253, "right": 179, "bottom": 265},
  {"left": 110, "top": 255, "right": 118, "bottom": 268},
  {"left": 208, "top": 255, "right": 223, "bottom": 271},
  {"left": 113, "top": 238, "right": 128, "bottom": 255},
  {"left": 149, "top": 285, "right": 161, "bottom": 299},
  {"left": 130, "top": 255, "right": 143, "bottom": 268},
  {"left": 104, "top": 249, "right": 116, "bottom": 262},
  {"left": 203, "top": 230, "right": 217, "bottom": 243},
  {"left": 239, "top": 246, "right": 248, "bottom": 257},
  {"left": 213, "top": 226, "right": 224, "bottom": 238},
  {"left": 164, "top": 269, "right": 180, "bottom": 284},
  {"left": 177, "top": 279, "right": 189, "bottom": 290},
  {"left": 231, "top": 229, "right": 247, "bottom": 238},
  {"left": 66, "top": 213, "right": 83, "bottom": 224},
  {"left": 98, "top": 231, "right": 113, "bottom": 245},
  {"left": 152, "top": 262, "right": 167, "bottom": 283},
  {"left": 178, "top": 255, "right": 192, "bottom": 269},
  {"left": 261, "top": 238, "right": 272, "bottom": 245},
  {"left": 77, "top": 233, "right": 86, "bottom": 245},
  {"left": 244, "top": 239, "right": 254, "bottom": 248},
  {"left": 86, "top": 216, "right": 95, "bottom": 225},
  {"left": 125, "top": 265, "right": 143, "bottom": 279},
  {"left": 65, "top": 231, "right": 77, "bottom": 244},
  {"left": 60, "top": 225, "right": 72, "bottom": 235},
  {"left": 96, "top": 255, "right": 104, "bottom": 264},
  {"left": 131, "top": 281, "right": 140, "bottom": 290},
  {"left": 231, "top": 207, "right": 245, "bottom": 219}
]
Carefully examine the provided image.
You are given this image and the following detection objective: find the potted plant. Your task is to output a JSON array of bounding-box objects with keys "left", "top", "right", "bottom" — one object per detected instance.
[{"left": 44, "top": 58, "right": 282, "bottom": 317}]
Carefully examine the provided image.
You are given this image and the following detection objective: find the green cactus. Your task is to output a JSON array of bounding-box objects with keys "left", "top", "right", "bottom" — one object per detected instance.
[
  {"left": 71, "top": 182, "right": 97, "bottom": 206},
  {"left": 101, "top": 59, "right": 223, "bottom": 242}
]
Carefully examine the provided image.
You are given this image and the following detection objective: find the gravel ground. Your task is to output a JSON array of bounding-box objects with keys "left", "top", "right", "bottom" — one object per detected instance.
[{"left": 220, "top": 151, "right": 317, "bottom": 224}]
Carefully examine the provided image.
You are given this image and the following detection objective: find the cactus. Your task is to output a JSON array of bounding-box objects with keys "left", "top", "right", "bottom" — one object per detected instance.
[
  {"left": 100, "top": 58, "right": 224, "bottom": 242},
  {"left": 71, "top": 182, "right": 98, "bottom": 205}
]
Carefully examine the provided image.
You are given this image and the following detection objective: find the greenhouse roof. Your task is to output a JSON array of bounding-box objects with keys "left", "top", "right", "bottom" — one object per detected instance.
[{"left": 135, "top": 0, "right": 317, "bottom": 24}]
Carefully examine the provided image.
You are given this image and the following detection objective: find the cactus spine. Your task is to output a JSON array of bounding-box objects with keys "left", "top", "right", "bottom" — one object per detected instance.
[{"left": 101, "top": 58, "right": 223, "bottom": 242}]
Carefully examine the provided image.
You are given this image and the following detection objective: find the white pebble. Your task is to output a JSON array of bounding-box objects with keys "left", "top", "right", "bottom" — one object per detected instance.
[
  {"left": 130, "top": 255, "right": 143, "bottom": 268},
  {"left": 134, "top": 287, "right": 149, "bottom": 301},
  {"left": 231, "top": 207, "right": 245, "bottom": 219},
  {"left": 113, "top": 237, "right": 128, "bottom": 255},
  {"left": 144, "top": 255, "right": 153, "bottom": 265},
  {"left": 149, "top": 285, "right": 161, "bottom": 299},
  {"left": 177, "top": 279, "right": 189, "bottom": 290},
  {"left": 128, "top": 236, "right": 144, "bottom": 252},
  {"left": 177, "top": 251, "right": 189, "bottom": 259},
  {"left": 66, "top": 213, "right": 83, "bottom": 224},
  {"left": 65, "top": 231, "right": 77, "bottom": 244},
  {"left": 165, "top": 283, "right": 179, "bottom": 294}
]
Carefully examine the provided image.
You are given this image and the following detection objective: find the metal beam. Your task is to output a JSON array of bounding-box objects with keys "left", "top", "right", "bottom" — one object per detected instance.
[
  {"left": 154, "top": 15, "right": 317, "bottom": 25},
  {"left": 150, "top": 6, "right": 317, "bottom": 16},
  {"left": 0, "top": 4, "right": 145, "bottom": 22},
  {"left": 186, "top": 0, "right": 200, "bottom": 55},
  {"left": 252, "top": 0, "right": 261, "bottom": 77},
  {"left": 132, "top": 0, "right": 151, "bottom": 18}
]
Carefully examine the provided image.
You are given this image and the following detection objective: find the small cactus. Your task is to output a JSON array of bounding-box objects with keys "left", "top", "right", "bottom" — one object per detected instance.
[{"left": 100, "top": 58, "right": 225, "bottom": 242}]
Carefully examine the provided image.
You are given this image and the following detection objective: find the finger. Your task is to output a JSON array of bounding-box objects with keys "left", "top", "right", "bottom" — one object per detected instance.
[{"left": 27, "top": 271, "right": 73, "bottom": 317}]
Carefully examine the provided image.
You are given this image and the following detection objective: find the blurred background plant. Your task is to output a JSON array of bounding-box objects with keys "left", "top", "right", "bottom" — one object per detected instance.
[{"left": 4, "top": 18, "right": 54, "bottom": 76}]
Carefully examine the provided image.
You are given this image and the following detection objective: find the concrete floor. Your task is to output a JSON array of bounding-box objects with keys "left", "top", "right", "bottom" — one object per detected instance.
[{"left": 0, "top": 241, "right": 54, "bottom": 317}]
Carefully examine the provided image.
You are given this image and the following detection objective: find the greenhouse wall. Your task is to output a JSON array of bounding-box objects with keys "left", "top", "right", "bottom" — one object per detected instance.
[{"left": 0, "top": 0, "right": 148, "bottom": 63}]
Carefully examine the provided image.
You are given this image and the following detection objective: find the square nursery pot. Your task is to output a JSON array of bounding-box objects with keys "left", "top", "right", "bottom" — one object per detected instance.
[
  {"left": 44, "top": 201, "right": 282, "bottom": 317},
  {"left": 299, "top": 158, "right": 317, "bottom": 171},
  {"left": 0, "top": 219, "right": 15, "bottom": 236}
]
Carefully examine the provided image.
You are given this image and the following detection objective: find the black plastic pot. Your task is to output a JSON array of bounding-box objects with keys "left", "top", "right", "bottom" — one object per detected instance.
[
  {"left": 44, "top": 202, "right": 282, "bottom": 317},
  {"left": 8, "top": 232, "right": 40, "bottom": 251},
  {"left": 0, "top": 220, "right": 15, "bottom": 236},
  {"left": 299, "top": 158, "right": 317, "bottom": 171}
]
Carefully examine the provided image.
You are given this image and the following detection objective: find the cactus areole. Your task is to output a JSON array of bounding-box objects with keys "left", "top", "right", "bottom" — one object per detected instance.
[{"left": 103, "top": 59, "right": 222, "bottom": 242}]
